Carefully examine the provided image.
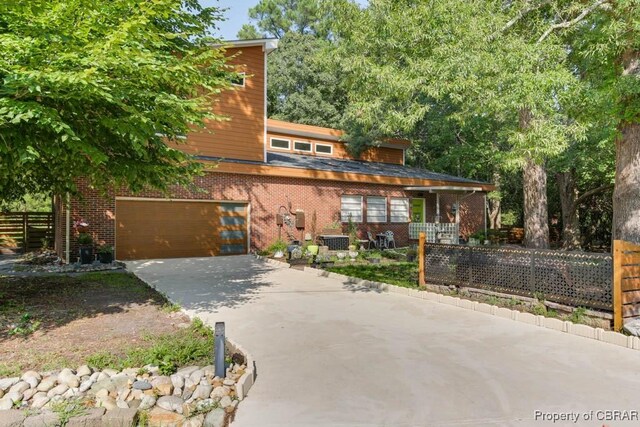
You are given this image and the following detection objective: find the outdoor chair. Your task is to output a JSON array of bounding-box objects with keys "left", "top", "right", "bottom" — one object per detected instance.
[
  {"left": 366, "top": 231, "right": 378, "bottom": 249},
  {"left": 385, "top": 230, "right": 396, "bottom": 249}
]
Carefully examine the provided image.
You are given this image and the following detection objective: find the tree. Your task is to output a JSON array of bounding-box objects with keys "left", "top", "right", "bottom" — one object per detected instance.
[
  {"left": 238, "top": 0, "right": 351, "bottom": 128},
  {"left": 0, "top": 0, "right": 233, "bottom": 201},
  {"left": 238, "top": 0, "right": 331, "bottom": 39},
  {"left": 267, "top": 32, "right": 346, "bottom": 128},
  {"left": 334, "top": 0, "right": 581, "bottom": 248}
]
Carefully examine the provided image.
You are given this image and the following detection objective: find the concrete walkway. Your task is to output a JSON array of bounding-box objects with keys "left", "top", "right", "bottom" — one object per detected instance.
[{"left": 128, "top": 256, "right": 640, "bottom": 427}]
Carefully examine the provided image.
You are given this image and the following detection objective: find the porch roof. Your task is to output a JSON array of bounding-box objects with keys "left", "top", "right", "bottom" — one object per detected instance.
[{"left": 265, "top": 152, "right": 489, "bottom": 187}]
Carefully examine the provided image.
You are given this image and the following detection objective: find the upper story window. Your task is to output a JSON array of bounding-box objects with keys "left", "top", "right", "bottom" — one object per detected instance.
[
  {"left": 270, "top": 137, "right": 290, "bottom": 150},
  {"left": 315, "top": 143, "right": 333, "bottom": 155},
  {"left": 341, "top": 195, "right": 363, "bottom": 223},
  {"left": 231, "top": 72, "right": 246, "bottom": 87},
  {"left": 366, "top": 196, "right": 387, "bottom": 223},
  {"left": 294, "top": 141, "right": 312, "bottom": 153}
]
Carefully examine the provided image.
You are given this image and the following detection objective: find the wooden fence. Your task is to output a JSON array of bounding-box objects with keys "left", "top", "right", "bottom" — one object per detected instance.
[
  {"left": 0, "top": 212, "right": 54, "bottom": 253},
  {"left": 613, "top": 240, "right": 640, "bottom": 331}
]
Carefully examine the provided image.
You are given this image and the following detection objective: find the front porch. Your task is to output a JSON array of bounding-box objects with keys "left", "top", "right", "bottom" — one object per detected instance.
[{"left": 406, "top": 185, "right": 486, "bottom": 244}]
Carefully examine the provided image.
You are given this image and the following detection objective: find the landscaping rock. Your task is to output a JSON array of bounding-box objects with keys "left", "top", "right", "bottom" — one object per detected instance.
[
  {"left": 190, "top": 384, "right": 212, "bottom": 401},
  {"left": 116, "top": 399, "right": 129, "bottom": 409},
  {"left": 9, "top": 381, "right": 29, "bottom": 395},
  {"left": 36, "top": 376, "right": 57, "bottom": 392},
  {"left": 183, "top": 414, "right": 206, "bottom": 427},
  {"left": 157, "top": 395, "right": 184, "bottom": 413},
  {"left": 97, "top": 396, "right": 117, "bottom": 410},
  {"left": 102, "top": 369, "right": 119, "bottom": 377},
  {"left": 204, "top": 408, "right": 226, "bottom": 427},
  {"left": 5, "top": 391, "right": 22, "bottom": 404},
  {"left": 132, "top": 381, "right": 152, "bottom": 390},
  {"left": 101, "top": 408, "right": 138, "bottom": 427},
  {"left": 210, "top": 386, "right": 229, "bottom": 399},
  {"left": 177, "top": 366, "right": 200, "bottom": 377},
  {"left": 31, "top": 396, "right": 50, "bottom": 409},
  {"left": 76, "top": 365, "right": 92, "bottom": 377},
  {"left": 0, "top": 378, "right": 19, "bottom": 393},
  {"left": 23, "top": 411, "right": 60, "bottom": 427},
  {"left": 47, "top": 384, "right": 68, "bottom": 398},
  {"left": 79, "top": 379, "right": 94, "bottom": 393},
  {"left": 59, "top": 368, "right": 80, "bottom": 388},
  {"left": 0, "top": 409, "right": 26, "bottom": 427},
  {"left": 170, "top": 374, "right": 184, "bottom": 389},
  {"left": 66, "top": 407, "right": 105, "bottom": 427},
  {"left": 0, "top": 398, "right": 12, "bottom": 411},
  {"left": 189, "top": 370, "right": 204, "bottom": 383},
  {"left": 139, "top": 395, "right": 156, "bottom": 410},
  {"left": 21, "top": 371, "right": 41, "bottom": 382},
  {"left": 219, "top": 396, "right": 232, "bottom": 409},
  {"left": 147, "top": 407, "right": 185, "bottom": 427},
  {"left": 22, "top": 389, "right": 37, "bottom": 401},
  {"left": 152, "top": 376, "right": 173, "bottom": 396}
]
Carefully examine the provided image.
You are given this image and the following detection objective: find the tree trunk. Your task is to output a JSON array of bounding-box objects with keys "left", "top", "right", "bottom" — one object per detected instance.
[
  {"left": 488, "top": 171, "right": 501, "bottom": 229},
  {"left": 520, "top": 108, "right": 550, "bottom": 249},
  {"left": 613, "top": 49, "right": 640, "bottom": 244},
  {"left": 523, "top": 157, "right": 550, "bottom": 248},
  {"left": 556, "top": 169, "right": 581, "bottom": 250}
]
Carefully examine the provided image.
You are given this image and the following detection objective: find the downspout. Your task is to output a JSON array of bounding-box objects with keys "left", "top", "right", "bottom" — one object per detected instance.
[
  {"left": 435, "top": 193, "right": 440, "bottom": 223},
  {"left": 65, "top": 193, "right": 70, "bottom": 264}
]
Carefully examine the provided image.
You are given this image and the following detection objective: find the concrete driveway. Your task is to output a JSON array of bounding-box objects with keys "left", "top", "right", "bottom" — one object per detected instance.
[{"left": 128, "top": 256, "right": 640, "bottom": 427}]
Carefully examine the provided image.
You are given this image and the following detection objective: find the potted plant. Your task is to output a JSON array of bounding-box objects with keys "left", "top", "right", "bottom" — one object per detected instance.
[
  {"left": 77, "top": 233, "right": 94, "bottom": 264},
  {"left": 268, "top": 239, "right": 288, "bottom": 258},
  {"left": 97, "top": 245, "right": 114, "bottom": 264},
  {"left": 307, "top": 211, "right": 319, "bottom": 255},
  {"left": 368, "top": 252, "right": 382, "bottom": 264}
]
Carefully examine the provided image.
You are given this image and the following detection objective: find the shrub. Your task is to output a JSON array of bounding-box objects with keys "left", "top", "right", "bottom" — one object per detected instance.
[
  {"left": 77, "top": 233, "right": 93, "bottom": 245},
  {"left": 266, "top": 239, "right": 287, "bottom": 255}
]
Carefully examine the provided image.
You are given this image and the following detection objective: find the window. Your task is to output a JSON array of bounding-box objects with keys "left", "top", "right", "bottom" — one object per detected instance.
[
  {"left": 315, "top": 143, "right": 333, "bottom": 155},
  {"left": 390, "top": 198, "right": 410, "bottom": 222},
  {"left": 341, "top": 195, "right": 363, "bottom": 223},
  {"left": 270, "top": 138, "right": 290, "bottom": 150},
  {"left": 294, "top": 141, "right": 312, "bottom": 152},
  {"left": 366, "top": 197, "right": 387, "bottom": 223},
  {"left": 231, "top": 72, "right": 246, "bottom": 87}
]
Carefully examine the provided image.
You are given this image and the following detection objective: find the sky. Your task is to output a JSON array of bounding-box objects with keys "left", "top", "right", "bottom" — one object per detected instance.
[{"left": 201, "top": 0, "right": 367, "bottom": 40}]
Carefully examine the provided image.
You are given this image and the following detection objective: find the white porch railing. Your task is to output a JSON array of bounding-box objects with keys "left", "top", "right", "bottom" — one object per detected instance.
[{"left": 409, "top": 222, "right": 459, "bottom": 244}]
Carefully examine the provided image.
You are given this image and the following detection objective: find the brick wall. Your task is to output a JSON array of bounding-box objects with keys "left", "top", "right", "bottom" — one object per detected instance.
[{"left": 56, "top": 172, "right": 486, "bottom": 260}]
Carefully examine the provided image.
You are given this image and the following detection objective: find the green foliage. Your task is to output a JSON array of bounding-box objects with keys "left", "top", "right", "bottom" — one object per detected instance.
[
  {"left": 0, "top": 0, "right": 233, "bottom": 202},
  {"left": 239, "top": 0, "right": 335, "bottom": 39},
  {"left": 346, "top": 214, "right": 358, "bottom": 244},
  {"left": 50, "top": 398, "right": 87, "bottom": 425},
  {"left": 86, "top": 318, "right": 213, "bottom": 375},
  {"left": 267, "top": 32, "right": 346, "bottom": 128},
  {"left": 266, "top": 239, "right": 288, "bottom": 255},
  {"left": 96, "top": 244, "right": 113, "bottom": 254},
  {"left": 0, "top": 193, "right": 51, "bottom": 212},
  {"left": 8, "top": 312, "right": 41, "bottom": 337},
  {"left": 77, "top": 233, "right": 93, "bottom": 245},
  {"left": 326, "top": 263, "right": 418, "bottom": 288},
  {"left": 568, "top": 307, "right": 588, "bottom": 324}
]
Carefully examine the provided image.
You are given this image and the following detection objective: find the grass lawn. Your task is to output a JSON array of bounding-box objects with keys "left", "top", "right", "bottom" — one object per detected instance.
[
  {"left": 326, "top": 262, "right": 419, "bottom": 289},
  {"left": 0, "top": 271, "right": 212, "bottom": 377}
]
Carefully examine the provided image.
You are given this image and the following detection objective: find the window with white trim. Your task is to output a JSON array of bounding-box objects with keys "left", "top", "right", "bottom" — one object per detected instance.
[
  {"left": 341, "top": 195, "right": 363, "bottom": 223},
  {"left": 270, "top": 138, "right": 290, "bottom": 150},
  {"left": 315, "top": 143, "right": 333, "bottom": 155},
  {"left": 390, "top": 198, "right": 410, "bottom": 222},
  {"left": 294, "top": 141, "right": 312, "bottom": 152},
  {"left": 366, "top": 196, "right": 387, "bottom": 223},
  {"left": 231, "top": 72, "right": 246, "bottom": 87}
]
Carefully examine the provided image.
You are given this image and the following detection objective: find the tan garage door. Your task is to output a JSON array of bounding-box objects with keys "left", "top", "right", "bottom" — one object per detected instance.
[{"left": 115, "top": 199, "right": 248, "bottom": 260}]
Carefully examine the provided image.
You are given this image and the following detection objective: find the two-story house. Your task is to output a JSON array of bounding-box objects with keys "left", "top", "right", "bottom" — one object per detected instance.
[{"left": 54, "top": 39, "right": 493, "bottom": 261}]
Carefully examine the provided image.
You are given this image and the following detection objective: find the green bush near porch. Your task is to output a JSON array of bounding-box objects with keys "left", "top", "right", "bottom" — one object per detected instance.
[{"left": 325, "top": 262, "right": 419, "bottom": 289}]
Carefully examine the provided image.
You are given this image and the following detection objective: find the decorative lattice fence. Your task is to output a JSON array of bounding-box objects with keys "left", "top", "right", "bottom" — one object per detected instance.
[{"left": 424, "top": 243, "right": 612, "bottom": 311}]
